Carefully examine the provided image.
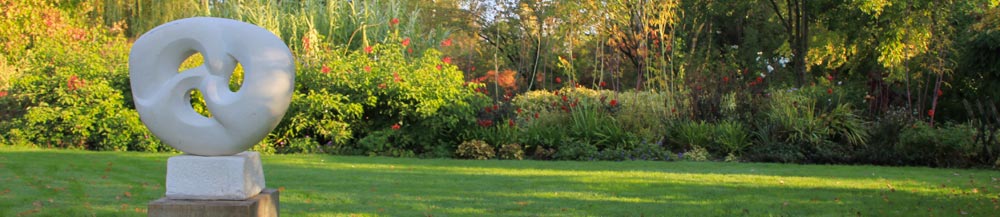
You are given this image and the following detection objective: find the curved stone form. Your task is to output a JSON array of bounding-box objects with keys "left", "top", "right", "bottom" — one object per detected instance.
[{"left": 129, "top": 17, "right": 294, "bottom": 156}]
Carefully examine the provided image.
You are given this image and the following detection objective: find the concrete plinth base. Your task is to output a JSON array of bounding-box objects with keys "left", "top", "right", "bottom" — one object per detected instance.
[
  {"left": 166, "top": 151, "right": 265, "bottom": 200},
  {"left": 149, "top": 188, "right": 279, "bottom": 217}
]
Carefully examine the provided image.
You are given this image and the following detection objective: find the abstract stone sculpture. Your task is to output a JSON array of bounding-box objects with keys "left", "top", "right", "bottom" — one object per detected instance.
[
  {"left": 130, "top": 17, "right": 292, "bottom": 207},
  {"left": 129, "top": 17, "right": 294, "bottom": 156}
]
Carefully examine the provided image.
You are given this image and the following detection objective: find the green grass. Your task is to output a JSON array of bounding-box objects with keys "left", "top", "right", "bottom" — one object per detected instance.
[{"left": 1, "top": 146, "right": 998, "bottom": 216}]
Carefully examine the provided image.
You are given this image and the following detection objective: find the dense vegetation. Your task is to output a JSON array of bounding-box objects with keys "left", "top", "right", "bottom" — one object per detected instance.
[{"left": 1, "top": 0, "right": 999, "bottom": 168}]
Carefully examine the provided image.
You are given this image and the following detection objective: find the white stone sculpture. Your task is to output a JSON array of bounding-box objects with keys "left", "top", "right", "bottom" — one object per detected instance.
[
  {"left": 129, "top": 17, "right": 293, "bottom": 201},
  {"left": 129, "top": 17, "right": 294, "bottom": 156}
]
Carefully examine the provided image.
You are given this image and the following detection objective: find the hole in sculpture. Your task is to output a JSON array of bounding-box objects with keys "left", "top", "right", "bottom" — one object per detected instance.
[
  {"left": 230, "top": 62, "right": 243, "bottom": 92},
  {"left": 178, "top": 52, "right": 202, "bottom": 74},
  {"left": 189, "top": 89, "right": 211, "bottom": 118}
]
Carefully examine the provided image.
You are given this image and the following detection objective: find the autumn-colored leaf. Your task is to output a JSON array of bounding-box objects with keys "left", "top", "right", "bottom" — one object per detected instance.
[
  {"left": 278, "top": 186, "right": 286, "bottom": 192},
  {"left": 124, "top": 191, "right": 132, "bottom": 198}
]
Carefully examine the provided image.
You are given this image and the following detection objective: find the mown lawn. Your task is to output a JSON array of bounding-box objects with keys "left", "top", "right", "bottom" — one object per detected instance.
[{"left": 0, "top": 146, "right": 997, "bottom": 216}]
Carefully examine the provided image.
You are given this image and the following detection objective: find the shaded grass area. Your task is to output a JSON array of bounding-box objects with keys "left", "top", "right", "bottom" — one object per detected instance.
[{"left": 0, "top": 146, "right": 998, "bottom": 216}]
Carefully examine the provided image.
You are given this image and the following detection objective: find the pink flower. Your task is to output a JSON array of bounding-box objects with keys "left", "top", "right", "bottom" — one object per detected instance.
[
  {"left": 364, "top": 46, "right": 373, "bottom": 53},
  {"left": 402, "top": 38, "right": 410, "bottom": 47}
]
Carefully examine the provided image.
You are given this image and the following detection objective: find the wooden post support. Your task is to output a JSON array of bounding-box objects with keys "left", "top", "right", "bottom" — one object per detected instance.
[{"left": 148, "top": 188, "right": 279, "bottom": 217}]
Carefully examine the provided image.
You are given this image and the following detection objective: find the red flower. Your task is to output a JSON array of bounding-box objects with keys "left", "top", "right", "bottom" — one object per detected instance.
[
  {"left": 67, "top": 75, "right": 84, "bottom": 91},
  {"left": 493, "top": 104, "right": 499, "bottom": 111},
  {"left": 485, "top": 107, "right": 493, "bottom": 113},
  {"left": 442, "top": 56, "right": 452, "bottom": 65},
  {"left": 436, "top": 65, "right": 442, "bottom": 70},
  {"left": 364, "top": 46, "right": 373, "bottom": 53},
  {"left": 671, "top": 108, "right": 677, "bottom": 113},
  {"left": 407, "top": 48, "right": 413, "bottom": 54},
  {"left": 826, "top": 75, "right": 834, "bottom": 81},
  {"left": 508, "top": 119, "right": 515, "bottom": 127},
  {"left": 937, "top": 89, "right": 943, "bottom": 97},
  {"left": 402, "top": 38, "right": 411, "bottom": 47},
  {"left": 441, "top": 38, "right": 453, "bottom": 47},
  {"left": 610, "top": 99, "right": 618, "bottom": 107},
  {"left": 570, "top": 102, "right": 577, "bottom": 108},
  {"left": 599, "top": 81, "right": 607, "bottom": 87},
  {"left": 364, "top": 66, "right": 372, "bottom": 72},
  {"left": 391, "top": 123, "right": 401, "bottom": 130},
  {"left": 928, "top": 109, "right": 935, "bottom": 117},
  {"left": 723, "top": 76, "right": 730, "bottom": 83},
  {"left": 756, "top": 77, "right": 764, "bottom": 83},
  {"left": 516, "top": 108, "right": 522, "bottom": 114},
  {"left": 321, "top": 65, "right": 331, "bottom": 74},
  {"left": 827, "top": 88, "right": 833, "bottom": 94},
  {"left": 534, "top": 113, "right": 540, "bottom": 119},
  {"left": 555, "top": 77, "right": 562, "bottom": 84},
  {"left": 477, "top": 119, "right": 494, "bottom": 127},
  {"left": 390, "top": 18, "right": 399, "bottom": 26},
  {"left": 0, "top": 91, "right": 7, "bottom": 98},
  {"left": 561, "top": 105, "right": 568, "bottom": 112},
  {"left": 561, "top": 95, "right": 568, "bottom": 102}
]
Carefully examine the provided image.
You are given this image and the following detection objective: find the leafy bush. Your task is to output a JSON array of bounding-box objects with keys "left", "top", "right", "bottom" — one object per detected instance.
[
  {"left": 554, "top": 140, "right": 598, "bottom": 161},
  {"left": 682, "top": 145, "right": 710, "bottom": 161},
  {"left": 896, "top": 122, "right": 980, "bottom": 167},
  {"left": 0, "top": 3, "right": 167, "bottom": 152},
  {"left": 498, "top": 143, "right": 524, "bottom": 160},
  {"left": 455, "top": 140, "right": 494, "bottom": 160}
]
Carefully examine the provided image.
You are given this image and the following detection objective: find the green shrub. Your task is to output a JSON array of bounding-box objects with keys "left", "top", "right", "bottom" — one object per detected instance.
[
  {"left": 498, "top": 143, "right": 524, "bottom": 160},
  {"left": 554, "top": 140, "right": 598, "bottom": 161},
  {"left": 714, "top": 120, "right": 751, "bottom": 156},
  {"left": 897, "top": 122, "right": 979, "bottom": 167},
  {"left": 455, "top": 140, "right": 494, "bottom": 160}
]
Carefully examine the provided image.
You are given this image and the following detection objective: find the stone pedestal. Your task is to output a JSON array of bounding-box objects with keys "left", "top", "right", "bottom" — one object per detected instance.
[
  {"left": 149, "top": 188, "right": 279, "bottom": 217},
  {"left": 166, "top": 152, "right": 265, "bottom": 200}
]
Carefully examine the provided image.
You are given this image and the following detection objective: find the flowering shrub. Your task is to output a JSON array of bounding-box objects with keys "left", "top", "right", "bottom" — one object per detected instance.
[
  {"left": 284, "top": 41, "right": 486, "bottom": 157},
  {"left": 0, "top": 2, "right": 166, "bottom": 152}
]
